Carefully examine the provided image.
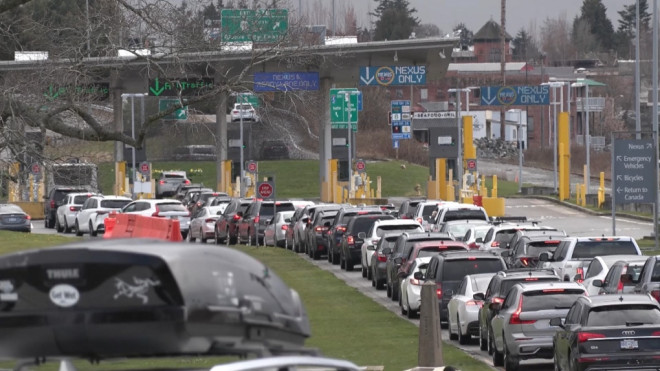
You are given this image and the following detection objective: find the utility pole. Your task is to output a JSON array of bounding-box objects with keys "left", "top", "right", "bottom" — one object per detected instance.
[{"left": 500, "top": 0, "right": 507, "bottom": 140}]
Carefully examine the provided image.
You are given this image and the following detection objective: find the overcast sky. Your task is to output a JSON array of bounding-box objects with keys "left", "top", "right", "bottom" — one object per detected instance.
[{"left": 295, "top": 0, "right": 637, "bottom": 37}]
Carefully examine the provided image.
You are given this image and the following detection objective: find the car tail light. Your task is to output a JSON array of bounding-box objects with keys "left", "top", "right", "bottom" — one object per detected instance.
[
  {"left": 377, "top": 253, "right": 387, "bottom": 262},
  {"left": 651, "top": 290, "right": 660, "bottom": 302},
  {"left": 184, "top": 180, "right": 190, "bottom": 185},
  {"left": 159, "top": 180, "right": 165, "bottom": 185},
  {"left": 281, "top": 225, "right": 288, "bottom": 230},
  {"left": 578, "top": 332, "right": 606, "bottom": 343},
  {"left": 509, "top": 297, "right": 536, "bottom": 325},
  {"left": 347, "top": 235, "right": 354, "bottom": 245},
  {"left": 50, "top": 200, "right": 55, "bottom": 209},
  {"left": 410, "top": 277, "right": 422, "bottom": 286},
  {"left": 468, "top": 242, "right": 479, "bottom": 249},
  {"left": 575, "top": 267, "right": 584, "bottom": 284},
  {"left": 651, "top": 331, "right": 660, "bottom": 336},
  {"left": 436, "top": 283, "right": 442, "bottom": 299},
  {"left": 205, "top": 218, "right": 215, "bottom": 223},
  {"left": 233, "top": 214, "right": 241, "bottom": 221},
  {"left": 152, "top": 206, "right": 161, "bottom": 217},
  {"left": 314, "top": 226, "right": 326, "bottom": 233},
  {"left": 492, "top": 297, "right": 504, "bottom": 304},
  {"left": 232, "top": 110, "right": 239, "bottom": 114},
  {"left": 337, "top": 225, "right": 346, "bottom": 233},
  {"left": 69, "top": 206, "right": 78, "bottom": 212},
  {"left": 254, "top": 215, "right": 260, "bottom": 224},
  {"left": 519, "top": 257, "right": 530, "bottom": 266},
  {"left": 525, "top": 277, "right": 539, "bottom": 281},
  {"left": 416, "top": 217, "right": 423, "bottom": 224},
  {"left": 466, "top": 300, "right": 481, "bottom": 306},
  {"left": 25, "top": 215, "right": 31, "bottom": 220},
  {"left": 491, "top": 241, "right": 500, "bottom": 247},
  {"left": 543, "top": 288, "right": 565, "bottom": 293}
]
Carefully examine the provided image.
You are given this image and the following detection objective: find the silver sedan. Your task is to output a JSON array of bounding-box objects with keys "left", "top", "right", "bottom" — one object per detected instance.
[
  {"left": 264, "top": 211, "right": 295, "bottom": 247},
  {"left": 188, "top": 205, "right": 227, "bottom": 243},
  {"left": 447, "top": 272, "right": 495, "bottom": 345}
]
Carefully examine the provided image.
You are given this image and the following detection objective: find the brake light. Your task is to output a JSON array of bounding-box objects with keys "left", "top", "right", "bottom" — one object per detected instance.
[
  {"left": 377, "top": 253, "right": 387, "bottom": 262},
  {"left": 25, "top": 215, "right": 31, "bottom": 220},
  {"left": 509, "top": 297, "right": 536, "bottom": 325},
  {"left": 575, "top": 267, "right": 584, "bottom": 284},
  {"left": 50, "top": 200, "right": 55, "bottom": 209},
  {"left": 314, "top": 226, "right": 326, "bottom": 233},
  {"left": 466, "top": 300, "right": 481, "bottom": 306},
  {"left": 436, "top": 283, "right": 442, "bottom": 299},
  {"left": 357, "top": 211, "right": 369, "bottom": 215},
  {"left": 651, "top": 331, "right": 660, "bottom": 336},
  {"left": 578, "top": 332, "right": 606, "bottom": 343},
  {"left": 468, "top": 242, "right": 479, "bottom": 249},
  {"left": 281, "top": 225, "right": 288, "bottom": 230},
  {"left": 651, "top": 290, "right": 660, "bottom": 302},
  {"left": 69, "top": 206, "right": 78, "bottom": 212},
  {"left": 525, "top": 277, "right": 539, "bottom": 281},
  {"left": 491, "top": 241, "right": 500, "bottom": 247},
  {"left": 254, "top": 215, "right": 260, "bottom": 224},
  {"left": 205, "top": 218, "right": 215, "bottom": 223},
  {"left": 492, "top": 297, "right": 504, "bottom": 304},
  {"left": 347, "top": 235, "right": 354, "bottom": 245},
  {"left": 416, "top": 217, "right": 423, "bottom": 224},
  {"left": 410, "top": 278, "right": 422, "bottom": 286},
  {"left": 337, "top": 226, "right": 346, "bottom": 233},
  {"left": 543, "top": 288, "right": 565, "bottom": 293},
  {"left": 545, "top": 240, "right": 560, "bottom": 244},
  {"left": 184, "top": 180, "right": 190, "bottom": 185},
  {"left": 468, "top": 256, "right": 477, "bottom": 260},
  {"left": 159, "top": 180, "right": 165, "bottom": 185},
  {"left": 152, "top": 206, "right": 161, "bottom": 217},
  {"left": 232, "top": 214, "right": 241, "bottom": 221},
  {"left": 232, "top": 110, "right": 239, "bottom": 114},
  {"left": 520, "top": 257, "right": 530, "bottom": 266}
]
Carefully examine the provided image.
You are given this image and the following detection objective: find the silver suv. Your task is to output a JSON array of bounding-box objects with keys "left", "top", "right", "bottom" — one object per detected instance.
[{"left": 489, "top": 281, "right": 586, "bottom": 370}]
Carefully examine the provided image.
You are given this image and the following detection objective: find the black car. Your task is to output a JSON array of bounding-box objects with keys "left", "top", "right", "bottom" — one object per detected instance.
[
  {"left": 325, "top": 207, "right": 385, "bottom": 265},
  {"left": 474, "top": 268, "right": 560, "bottom": 352},
  {"left": 397, "top": 198, "right": 426, "bottom": 220},
  {"left": 552, "top": 294, "right": 660, "bottom": 371},
  {"left": 301, "top": 204, "right": 344, "bottom": 254},
  {"left": 260, "top": 140, "right": 289, "bottom": 160},
  {"left": 0, "top": 204, "right": 32, "bottom": 232},
  {"left": 214, "top": 198, "right": 254, "bottom": 245},
  {"left": 43, "top": 186, "right": 89, "bottom": 228},
  {"left": 385, "top": 232, "right": 454, "bottom": 301},
  {"left": 238, "top": 200, "right": 296, "bottom": 245},
  {"left": 423, "top": 251, "right": 507, "bottom": 325},
  {"left": 0, "top": 239, "right": 310, "bottom": 359},
  {"left": 338, "top": 214, "right": 394, "bottom": 271},
  {"left": 306, "top": 209, "right": 339, "bottom": 260},
  {"left": 371, "top": 233, "right": 402, "bottom": 290}
]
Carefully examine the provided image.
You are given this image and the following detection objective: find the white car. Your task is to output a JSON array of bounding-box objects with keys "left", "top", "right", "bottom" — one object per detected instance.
[
  {"left": 359, "top": 219, "right": 423, "bottom": 280},
  {"left": 55, "top": 192, "right": 97, "bottom": 233},
  {"left": 399, "top": 257, "right": 432, "bottom": 319},
  {"left": 230, "top": 103, "right": 258, "bottom": 122},
  {"left": 461, "top": 224, "right": 493, "bottom": 249},
  {"left": 581, "top": 254, "right": 648, "bottom": 296},
  {"left": 447, "top": 272, "right": 494, "bottom": 344},
  {"left": 121, "top": 199, "right": 191, "bottom": 238},
  {"left": 188, "top": 205, "right": 228, "bottom": 243},
  {"left": 411, "top": 200, "right": 457, "bottom": 231},
  {"left": 263, "top": 210, "right": 295, "bottom": 247},
  {"left": 74, "top": 196, "right": 132, "bottom": 236}
]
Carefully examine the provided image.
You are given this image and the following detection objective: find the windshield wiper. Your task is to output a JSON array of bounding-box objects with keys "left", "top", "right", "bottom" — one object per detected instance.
[{"left": 626, "top": 321, "right": 649, "bottom": 326}]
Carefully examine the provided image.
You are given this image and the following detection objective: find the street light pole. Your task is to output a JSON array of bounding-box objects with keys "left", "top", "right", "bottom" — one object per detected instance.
[{"left": 240, "top": 94, "right": 245, "bottom": 197}]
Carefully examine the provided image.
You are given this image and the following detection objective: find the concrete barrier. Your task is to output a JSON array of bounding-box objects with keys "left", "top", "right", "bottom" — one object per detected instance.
[{"left": 104, "top": 213, "right": 182, "bottom": 241}]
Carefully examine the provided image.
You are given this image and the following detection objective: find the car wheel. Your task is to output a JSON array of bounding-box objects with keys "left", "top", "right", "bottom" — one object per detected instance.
[
  {"left": 188, "top": 230, "right": 196, "bottom": 242},
  {"left": 407, "top": 296, "right": 418, "bottom": 319},
  {"left": 375, "top": 276, "right": 384, "bottom": 290},
  {"left": 339, "top": 252, "right": 346, "bottom": 270},
  {"left": 63, "top": 218, "right": 72, "bottom": 234},
  {"left": 75, "top": 221, "right": 83, "bottom": 237},
  {"left": 47, "top": 215, "right": 55, "bottom": 229},
  {"left": 327, "top": 249, "right": 332, "bottom": 263},
  {"left": 345, "top": 256, "right": 354, "bottom": 271},
  {"left": 55, "top": 217, "right": 63, "bottom": 233},
  {"left": 312, "top": 248, "right": 320, "bottom": 260},
  {"left": 391, "top": 283, "right": 399, "bottom": 301},
  {"left": 458, "top": 314, "right": 470, "bottom": 345},
  {"left": 448, "top": 315, "right": 458, "bottom": 341},
  {"left": 479, "top": 323, "right": 488, "bottom": 351},
  {"left": 367, "top": 265, "right": 373, "bottom": 280},
  {"left": 399, "top": 293, "right": 407, "bottom": 316},
  {"left": 200, "top": 229, "right": 208, "bottom": 243},
  {"left": 361, "top": 263, "right": 367, "bottom": 278},
  {"left": 386, "top": 282, "right": 392, "bottom": 298},
  {"left": 215, "top": 230, "right": 222, "bottom": 245},
  {"left": 332, "top": 252, "right": 340, "bottom": 266},
  {"left": 492, "top": 333, "right": 504, "bottom": 367},
  {"left": 504, "top": 338, "right": 519, "bottom": 371},
  {"left": 89, "top": 221, "right": 97, "bottom": 237}
]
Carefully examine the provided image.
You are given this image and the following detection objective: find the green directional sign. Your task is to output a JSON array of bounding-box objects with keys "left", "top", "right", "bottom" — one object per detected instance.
[
  {"left": 43, "top": 83, "right": 110, "bottom": 101},
  {"left": 330, "top": 88, "right": 358, "bottom": 131},
  {"left": 148, "top": 78, "right": 214, "bottom": 97},
  {"left": 221, "top": 9, "right": 288, "bottom": 43},
  {"left": 236, "top": 93, "right": 260, "bottom": 107},
  {"left": 159, "top": 99, "right": 188, "bottom": 120}
]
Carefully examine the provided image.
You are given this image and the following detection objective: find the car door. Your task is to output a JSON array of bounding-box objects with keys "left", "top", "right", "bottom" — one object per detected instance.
[
  {"left": 449, "top": 277, "right": 468, "bottom": 333},
  {"left": 76, "top": 198, "right": 95, "bottom": 232},
  {"left": 554, "top": 301, "right": 581, "bottom": 370},
  {"left": 492, "top": 288, "right": 517, "bottom": 351}
]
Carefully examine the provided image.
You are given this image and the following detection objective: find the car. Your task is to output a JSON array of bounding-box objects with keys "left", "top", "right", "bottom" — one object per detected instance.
[
  {"left": 385, "top": 232, "right": 454, "bottom": 301},
  {"left": 0, "top": 204, "right": 32, "bottom": 232},
  {"left": 461, "top": 224, "right": 493, "bottom": 249},
  {"left": 43, "top": 186, "right": 89, "bottom": 228},
  {"left": 210, "top": 355, "right": 361, "bottom": 371},
  {"left": 190, "top": 191, "right": 229, "bottom": 216},
  {"left": 552, "top": 294, "right": 660, "bottom": 371},
  {"left": 182, "top": 187, "right": 213, "bottom": 208},
  {"left": 55, "top": 192, "right": 97, "bottom": 233},
  {"left": 411, "top": 200, "right": 452, "bottom": 231},
  {"left": 215, "top": 198, "right": 254, "bottom": 245},
  {"left": 480, "top": 222, "right": 561, "bottom": 251},
  {"left": 305, "top": 209, "right": 339, "bottom": 260},
  {"left": 74, "top": 196, "right": 133, "bottom": 237},
  {"left": 0, "top": 239, "right": 310, "bottom": 359},
  {"left": 172, "top": 145, "right": 217, "bottom": 161},
  {"left": 396, "top": 198, "right": 427, "bottom": 220},
  {"left": 394, "top": 240, "right": 470, "bottom": 290},
  {"left": 435, "top": 219, "right": 490, "bottom": 241},
  {"left": 260, "top": 140, "right": 289, "bottom": 160},
  {"left": 284, "top": 202, "right": 318, "bottom": 252},
  {"left": 447, "top": 272, "right": 495, "bottom": 344},
  {"left": 540, "top": 236, "right": 642, "bottom": 282},
  {"left": 431, "top": 203, "right": 489, "bottom": 228},
  {"left": 338, "top": 214, "right": 394, "bottom": 271},
  {"left": 580, "top": 254, "right": 647, "bottom": 296},
  {"left": 301, "top": 204, "right": 344, "bottom": 254},
  {"left": 359, "top": 219, "right": 424, "bottom": 280},
  {"left": 174, "top": 183, "right": 202, "bottom": 201},
  {"left": 422, "top": 251, "right": 507, "bottom": 325},
  {"left": 263, "top": 210, "right": 295, "bottom": 247},
  {"left": 325, "top": 207, "right": 385, "bottom": 265},
  {"left": 475, "top": 268, "right": 561, "bottom": 352},
  {"left": 490, "top": 281, "right": 587, "bottom": 369},
  {"left": 188, "top": 205, "right": 228, "bottom": 243},
  {"left": 208, "top": 195, "right": 232, "bottom": 207},
  {"left": 371, "top": 233, "right": 402, "bottom": 290},
  {"left": 595, "top": 258, "right": 647, "bottom": 295},
  {"left": 399, "top": 257, "right": 433, "bottom": 319},
  {"left": 230, "top": 102, "right": 258, "bottom": 122},
  {"left": 502, "top": 234, "right": 566, "bottom": 268},
  {"left": 633, "top": 255, "right": 660, "bottom": 301},
  {"left": 155, "top": 171, "right": 190, "bottom": 198},
  {"left": 238, "top": 200, "right": 296, "bottom": 245},
  {"left": 121, "top": 199, "right": 191, "bottom": 239}
]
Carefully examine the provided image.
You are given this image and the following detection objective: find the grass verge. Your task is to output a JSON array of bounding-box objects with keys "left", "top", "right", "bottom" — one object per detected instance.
[{"left": 0, "top": 232, "right": 489, "bottom": 371}]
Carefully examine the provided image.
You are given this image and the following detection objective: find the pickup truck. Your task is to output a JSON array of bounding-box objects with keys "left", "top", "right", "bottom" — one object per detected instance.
[
  {"left": 634, "top": 255, "right": 660, "bottom": 301},
  {"left": 539, "top": 236, "right": 641, "bottom": 282}
]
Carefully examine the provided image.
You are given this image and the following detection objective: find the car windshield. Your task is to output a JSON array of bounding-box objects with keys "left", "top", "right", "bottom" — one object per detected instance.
[
  {"left": 350, "top": 217, "right": 386, "bottom": 234},
  {"left": 442, "top": 259, "right": 504, "bottom": 281},
  {"left": 101, "top": 200, "right": 131, "bottom": 209},
  {"left": 73, "top": 195, "right": 92, "bottom": 204},
  {"left": 587, "top": 305, "right": 660, "bottom": 326},
  {"left": 572, "top": 240, "right": 638, "bottom": 259},
  {"left": 157, "top": 203, "right": 187, "bottom": 212},
  {"left": 236, "top": 104, "right": 252, "bottom": 110},
  {"left": 522, "top": 289, "right": 585, "bottom": 311}
]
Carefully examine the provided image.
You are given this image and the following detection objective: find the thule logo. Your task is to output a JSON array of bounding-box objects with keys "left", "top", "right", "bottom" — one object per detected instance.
[
  {"left": 47, "top": 269, "right": 79, "bottom": 280},
  {"left": 622, "top": 330, "right": 636, "bottom": 336}
]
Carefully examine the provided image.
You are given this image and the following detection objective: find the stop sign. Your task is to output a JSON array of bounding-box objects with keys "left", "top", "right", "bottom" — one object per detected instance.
[
  {"left": 355, "top": 160, "right": 366, "bottom": 172},
  {"left": 258, "top": 183, "right": 273, "bottom": 198},
  {"left": 247, "top": 161, "right": 258, "bottom": 173},
  {"left": 30, "top": 163, "right": 41, "bottom": 175},
  {"left": 466, "top": 159, "right": 477, "bottom": 171}
]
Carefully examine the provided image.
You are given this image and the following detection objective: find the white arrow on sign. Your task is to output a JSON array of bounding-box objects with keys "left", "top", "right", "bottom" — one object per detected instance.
[
  {"left": 617, "top": 175, "right": 622, "bottom": 180},
  {"left": 360, "top": 67, "right": 374, "bottom": 85},
  {"left": 177, "top": 109, "right": 186, "bottom": 119},
  {"left": 482, "top": 87, "right": 496, "bottom": 105},
  {"left": 616, "top": 155, "right": 622, "bottom": 161},
  {"left": 617, "top": 187, "right": 623, "bottom": 194},
  {"left": 647, "top": 143, "right": 654, "bottom": 149}
]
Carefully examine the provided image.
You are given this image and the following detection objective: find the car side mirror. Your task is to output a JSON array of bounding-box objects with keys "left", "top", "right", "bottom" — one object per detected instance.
[
  {"left": 549, "top": 317, "right": 563, "bottom": 327},
  {"left": 394, "top": 257, "right": 403, "bottom": 265},
  {"left": 592, "top": 279, "right": 603, "bottom": 287},
  {"left": 413, "top": 271, "right": 424, "bottom": 280},
  {"left": 382, "top": 247, "right": 392, "bottom": 255},
  {"left": 473, "top": 292, "right": 485, "bottom": 301},
  {"left": 357, "top": 232, "right": 366, "bottom": 239},
  {"left": 539, "top": 252, "right": 551, "bottom": 262},
  {"left": 489, "top": 302, "right": 501, "bottom": 311},
  {"left": 284, "top": 218, "right": 291, "bottom": 223}
]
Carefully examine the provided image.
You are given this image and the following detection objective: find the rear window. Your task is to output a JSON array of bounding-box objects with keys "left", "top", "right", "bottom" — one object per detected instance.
[
  {"left": 164, "top": 174, "right": 185, "bottom": 179},
  {"left": 522, "top": 289, "right": 585, "bottom": 311},
  {"left": 0, "top": 205, "right": 23, "bottom": 213},
  {"left": 157, "top": 203, "right": 187, "bottom": 212},
  {"left": 572, "top": 240, "right": 639, "bottom": 259},
  {"left": 341, "top": 210, "right": 380, "bottom": 224},
  {"left": 73, "top": 195, "right": 92, "bottom": 204},
  {"left": 442, "top": 210, "right": 488, "bottom": 222},
  {"left": 421, "top": 205, "right": 437, "bottom": 221},
  {"left": 417, "top": 248, "right": 445, "bottom": 258},
  {"left": 261, "top": 203, "right": 295, "bottom": 217},
  {"left": 525, "top": 241, "right": 561, "bottom": 256},
  {"left": 101, "top": 199, "right": 131, "bottom": 209},
  {"left": 495, "top": 230, "right": 517, "bottom": 246},
  {"left": 351, "top": 217, "right": 388, "bottom": 234},
  {"left": 442, "top": 259, "right": 505, "bottom": 281},
  {"left": 376, "top": 224, "right": 420, "bottom": 237},
  {"left": 500, "top": 277, "right": 559, "bottom": 297},
  {"left": 587, "top": 305, "right": 660, "bottom": 326}
]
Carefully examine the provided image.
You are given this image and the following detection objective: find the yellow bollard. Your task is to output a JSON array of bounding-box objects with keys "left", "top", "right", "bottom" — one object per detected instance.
[
  {"left": 377, "top": 176, "right": 382, "bottom": 199},
  {"left": 491, "top": 175, "right": 498, "bottom": 199},
  {"left": 437, "top": 158, "right": 447, "bottom": 200},
  {"left": 598, "top": 172, "right": 605, "bottom": 209},
  {"left": 575, "top": 183, "right": 581, "bottom": 204},
  {"left": 580, "top": 184, "right": 587, "bottom": 206}
]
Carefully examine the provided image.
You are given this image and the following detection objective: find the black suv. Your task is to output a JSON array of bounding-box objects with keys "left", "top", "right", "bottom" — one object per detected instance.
[
  {"left": 325, "top": 207, "right": 385, "bottom": 265},
  {"left": 339, "top": 214, "right": 394, "bottom": 271},
  {"left": 385, "top": 232, "right": 454, "bottom": 301},
  {"left": 423, "top": 251, "right": 507, "bottom": 325},
  {"left": 238, "top": 200, "right": 296, "bottom": 245},
  {"left": 43, "top": 186, "right": 89, "bottom": 228},
  {"left": 474, "top": 268, "right": 560, "bottom": 351},
  {"left": 503, "top": 234, "right": 565, "bottom": 268},
  {"left": 215, "top": 198, "right": 254, "bottom": 245}
]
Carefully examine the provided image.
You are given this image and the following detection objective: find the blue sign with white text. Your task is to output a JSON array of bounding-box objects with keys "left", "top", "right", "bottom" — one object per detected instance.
[
  {"left": 480, "top": 85, "right": 550, "bottom": 106},
  {"left": 360, "top": 66, "right": 426, "bottom": 86},
  {"left": 391, "top": 100, "right": 412, "bottom": 140},
  {"left": 254, "top": 72, "right": 320, "bottom": 92}
]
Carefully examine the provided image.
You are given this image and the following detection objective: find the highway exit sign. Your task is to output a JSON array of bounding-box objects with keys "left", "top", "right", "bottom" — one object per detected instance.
[
  {"left": 221, "top": 9, "right": 288, "bottom": 43},
  {"left": 159, "top": 99, "right": 188, "bottom": 120},
  {"left": 330, "top": 88, "right": 359, "bottom": 130}
]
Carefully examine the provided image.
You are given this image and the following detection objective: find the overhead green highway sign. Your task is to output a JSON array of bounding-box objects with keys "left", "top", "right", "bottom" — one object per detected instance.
[
  {"left": 148, "top": 78, "right": 214, "bottom": 96},
  {"left": 221, "top": 9, "right": 288, "bottom": 43},
  {"left": 43, "top": 83, "right": 110, "bottom": 101},
  {"left": 159, "top": 99, "right": 188, "bottom": 120}
]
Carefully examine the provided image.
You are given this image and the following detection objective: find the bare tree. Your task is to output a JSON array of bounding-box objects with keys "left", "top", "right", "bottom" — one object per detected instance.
[{"left": 540, "top": 13, "right": 575, "bottom": 66}]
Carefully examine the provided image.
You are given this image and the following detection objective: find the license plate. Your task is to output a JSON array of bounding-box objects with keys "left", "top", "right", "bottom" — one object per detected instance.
[
  {"left": 620, "top": 339, "right": 638, "bottom": 350},
  {"left": 7, "top": 218, "right": 17, "bottom": 223}
]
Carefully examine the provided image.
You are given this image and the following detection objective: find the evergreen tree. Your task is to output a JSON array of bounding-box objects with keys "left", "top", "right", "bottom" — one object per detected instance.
[
  {"left": 617, "top": 0, "right": 650, "bottom": 37},
  {"left": 579, "top": 0, "right": 615, "bottom": 50},
  {"left": 371, "top": 0, "right": 419, "bottom": 41},
  {"left": 512, "top": 28, "right": 539, "bottom": 62}
]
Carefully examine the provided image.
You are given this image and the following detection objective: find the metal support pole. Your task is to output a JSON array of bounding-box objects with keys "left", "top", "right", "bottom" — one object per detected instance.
[
  {"left": 654, "top": 0, "right": 659, "bottom": 247},
  {"left": 518, "top": 111, "right": 523, "bottom": 193},
  {"left": 636, "top": 0, "right": 642, "bottom": 140},
  {"left": 346, "top": 93, "right": 352, "bottom": 197},
  {"left": 130, "top": 96, "right": 136, "bottom": 198},
  {"left": 239, "top": 94, "right": 245, "bottom": 197},
  {"left": 611, "top": 132, "right": 616, "bottom": 235},
  {"left": 585, "top": 84, "right": 591, "bottom": 193},
  {"left": 456, "top": 90, "right": 463, "bottom": 193},
  {"left": 553, "top": 86, "right": 558, "bottom": 193}
]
